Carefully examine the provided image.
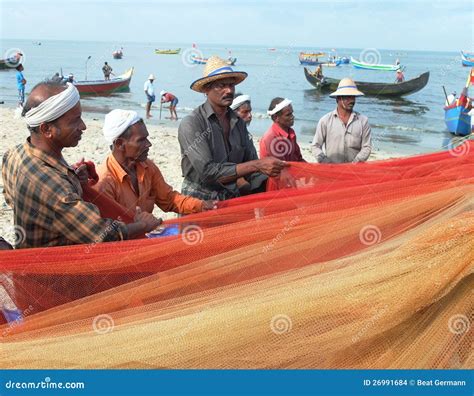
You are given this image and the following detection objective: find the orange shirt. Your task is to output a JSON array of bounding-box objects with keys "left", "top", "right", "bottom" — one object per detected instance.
[{"left": 95, "top": 154, "right": 203, "bottom": 216}]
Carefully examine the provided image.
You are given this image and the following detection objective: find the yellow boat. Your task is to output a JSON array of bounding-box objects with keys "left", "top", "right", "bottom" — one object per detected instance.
[{"left": 155, "top": 48, "right": 181, "bottom": 55}]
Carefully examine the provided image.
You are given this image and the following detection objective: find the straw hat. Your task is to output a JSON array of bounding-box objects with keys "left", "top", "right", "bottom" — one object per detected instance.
[
  {"left": 148, "top": 74, "right": 155, "bottom": 80},
  {"left": 190, "top": 56, "right": 247, "bottom": 93},
  {"left": 329, "top": 77, "right": 364, "bottom": 97}
]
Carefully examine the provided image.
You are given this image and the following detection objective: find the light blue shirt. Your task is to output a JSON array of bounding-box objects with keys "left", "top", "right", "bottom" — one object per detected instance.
[{"left": 16, "top": 71, "right": 25, "bottom": 90}]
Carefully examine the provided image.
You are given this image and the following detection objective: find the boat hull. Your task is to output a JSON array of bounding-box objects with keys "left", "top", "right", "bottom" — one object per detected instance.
[
  {"left": 461, "top": 51, "right": 474, "bottom": 66},
  {"left": 304, "top": 68, "right": 430, "bottom": 97},
  {"left": 444, "top": 105, "right": 472, "bottom": 136},
  {"left": 74, "top": 68, "right": 133, "bottom": 96},
  {"left": 155, "top": 49, "right": 181, "bottom": 54}
]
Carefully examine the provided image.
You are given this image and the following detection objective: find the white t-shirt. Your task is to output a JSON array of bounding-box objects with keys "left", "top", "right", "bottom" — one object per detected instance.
[{"left": 144, "top": 80, "right": 154, "bottom": 96}]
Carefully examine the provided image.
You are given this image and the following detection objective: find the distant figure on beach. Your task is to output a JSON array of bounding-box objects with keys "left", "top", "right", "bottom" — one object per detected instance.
[
  {"left": 144, "top": 74, "right": 155, "bottom": 119},
  {"left": 311, "top": 77, "right": 372, "bottom": 163},
  {"left": 15, "top": 64, "right": 26, "bottom": 107},
  {"left": 102, "top": 62, "right": 113, "bottom": 81},
  {"left": 160, "top": 90, "right": 179, "bottom": 120},
  {"left": 95, "top": 109, "right": 216, "bottom": 216},
  {"left": 178, "top": 56, "right": 288, "bottom": 200},
  {"left": 395, "top": 69, "right": 405, "bottom": 83},
  {"left": 230, "top": 93, "right": 252, "bottom": 126},
  {"left": 2, "top": 81, "right": 161, "bottom": 248},
  {"left": 260, "top": 97, "right": 305, "bottom": 162}
]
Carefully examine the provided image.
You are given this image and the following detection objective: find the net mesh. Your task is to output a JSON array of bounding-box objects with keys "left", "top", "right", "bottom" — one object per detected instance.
[{"left": 0, "top": 142, "right": 472, "bottom": 369}]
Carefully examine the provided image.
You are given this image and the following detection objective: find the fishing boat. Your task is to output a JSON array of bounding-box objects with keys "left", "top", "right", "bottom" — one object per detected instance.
[
  {"left": 0, "top": 52, "right": 23, "bottom": 70},
  {"left": 73, "top": 67, "right": 134, "bottom": 95},
  {"left": 191, "top": 55, "right": 208, "bottom": 64},
  {"left": 460, "top": 51, "right": 474, "bottom": 67},
  {"left": 298, "top": 52, "right": 325, "bottom": 66},
  {"left": 155, "top": 48, "right": 181, "bottom": 55},
  {"left": 112, "top": 49, "right": 123, "bottom": 59},
  {"left": 444, "top": 68, "right": 473, "bottom": 136},
  {"left": 350, "top": 57, "right": 400, "bottom": 71},
  {"left": 304, "top": 67, "right": 430, "bottom": 97}
]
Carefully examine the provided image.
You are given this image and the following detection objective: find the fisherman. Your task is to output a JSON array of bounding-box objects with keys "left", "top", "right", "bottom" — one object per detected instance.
[
  {"left": 160, "top": 91, "right": 179, "bottom": 120},
  {"left": 260, "top": 97, "right": 305, "bottom": 162},
  {"left": 178, "top": 56, "right": 287, "bottom": 200},
  {"left": 144, "top": 74, "right": 155, "bottom": 119},
  {"left": 311, "top": 78, "right": 372, "bottom": 163},
  {"left": 395, "top": 68, "right": 405, "bottom": 83},
  {"left": 2, "top": 81, "right": 162, "bottom": 248},
  {"left": 94, "top": 109, "right": 217, "bottom": 216},
  {"left": 102, "top": 62, "right": 113, "bottom": 81},
  {"left": 230, "top": 93, "right": 252, "bottom": 126}
]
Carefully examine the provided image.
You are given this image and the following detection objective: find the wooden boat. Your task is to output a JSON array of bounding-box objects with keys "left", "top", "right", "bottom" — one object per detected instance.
[
  {"left": 74, "top": 67, "right": 133, "bottom": 95},
  {"left": 191, "top": 56, "right": 208, "bottom": 64},
  {"left": 350, "top": 57, "right": 400, "bottom": 71},
  {"left": 112, "top": 49, "right": 123, "bottom": 59},
  {"left": 155, "top": 48, "right": 181, "bottom": 55},
  {"left": 0, "top": 52, "right": 23, "bottom": 70},
  {"left": 304, "top": 67, "right": 430, "bottom": 97},
  {"left": 444, "top": 105, "right": 471, "bottom": 136},
  {"left": 299, "top": 52, "right": 325, "bottom": 66},
  {"left": 461, "top": 51, "right": 474, "bottom": 67}
]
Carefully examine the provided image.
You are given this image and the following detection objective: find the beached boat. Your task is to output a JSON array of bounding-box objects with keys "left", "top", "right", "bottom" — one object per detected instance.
[
  {"left": 461, "top": 51, "right": 474, "bottom": 67},
  {"left": 112, "top": 49, "right": 123, "bottom": 59},
  {"left": 350, "top": 57, "right": 400, "bottom": 71},
  {"left": 155, "top": 48, "right": 181, "bottom": 55},
  {"left": 73, "top": 67, "right": 134, "bottom": 95},
  {"left": 304, "top": 67, "right": 430, "bottom": 97}
]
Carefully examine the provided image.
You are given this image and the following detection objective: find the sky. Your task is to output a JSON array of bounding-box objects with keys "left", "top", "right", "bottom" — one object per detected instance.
[{"left": 0, "top": 0, "right": 472, "bottom": 51}]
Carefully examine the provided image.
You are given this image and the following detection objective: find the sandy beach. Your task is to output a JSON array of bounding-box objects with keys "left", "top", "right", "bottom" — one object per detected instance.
[{"left": 0, "top": 106, "right": 402, "bottom": 244}]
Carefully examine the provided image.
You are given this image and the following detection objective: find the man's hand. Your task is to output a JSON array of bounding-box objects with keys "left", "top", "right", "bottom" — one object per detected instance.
[
  {"left": 201, "top": 200, "right": 218, "bottom": 211},
  {"left": 257, "top": 157, "right": 289, "bottom": 177},
  {"left": 74, "top": 162, "right": 89, "bottom": 185},
  {"left": 134, "top": 207, "right": 162, "bottom": 232}
]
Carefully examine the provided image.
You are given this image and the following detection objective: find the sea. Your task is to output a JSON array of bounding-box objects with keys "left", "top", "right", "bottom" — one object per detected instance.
[{"left": 0, "top": 39, "right": 472, "bottom": 156}]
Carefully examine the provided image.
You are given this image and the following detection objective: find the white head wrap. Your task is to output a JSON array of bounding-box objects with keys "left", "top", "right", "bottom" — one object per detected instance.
[
  {"left": 230, "top": 94, "right": 251, "bottom": 110},
  {"left": 24, "top": 83, "right": 80, "bottom": 127},
  {"left": 103, "top": 109, "right": 141, "bottom": 145},
  {"left": 267, "top": 98, "right": 292, "bottom": 116}
]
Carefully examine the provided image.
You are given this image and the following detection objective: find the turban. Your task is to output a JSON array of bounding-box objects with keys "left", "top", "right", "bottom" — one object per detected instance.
[
  {"left": 24, "top": 83, "right": 80, "bottom": 127},
  {"left": 230, "top": 94, "right": 251, "bottom": 110},
  {"left": 267, "top": 98, "right": 292, "bottom": 116},
  {"left": 103, "top": 109, "right": 141, "bottom": 145}
]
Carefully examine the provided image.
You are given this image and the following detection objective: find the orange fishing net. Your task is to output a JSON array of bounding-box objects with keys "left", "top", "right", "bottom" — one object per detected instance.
[{"left": 0, "top": 143, "right": 473, "bottom": 369}]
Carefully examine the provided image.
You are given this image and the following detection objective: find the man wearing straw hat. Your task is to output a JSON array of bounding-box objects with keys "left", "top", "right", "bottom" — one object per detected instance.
[
  {"left": 2, "top": 81, "right": 162, "bottom": 248},
  {"left": 311, "top": 77, "right": 372, "bottom": 163},
  {"left": 178, "top": 56, "right": 288, "bottom": 200}
]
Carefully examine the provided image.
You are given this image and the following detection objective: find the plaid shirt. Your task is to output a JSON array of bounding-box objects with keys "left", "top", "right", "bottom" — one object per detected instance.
[{"left": 2, "top": 139, "right": 127, "bottom": 249}]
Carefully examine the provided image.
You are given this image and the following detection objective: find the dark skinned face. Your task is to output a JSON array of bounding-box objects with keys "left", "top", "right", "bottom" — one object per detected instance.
[
  {"left": 205, "top": 78, "right": 236, "bottom": 108},
  {"left": 118, "top": 121, "right": 152, "bottom": 163},
  {"left": 275, "top": 104, "right": 295, "bottom": 130},
  {"left": 44, "top": 102, "right": 87, "bottom": 149}
]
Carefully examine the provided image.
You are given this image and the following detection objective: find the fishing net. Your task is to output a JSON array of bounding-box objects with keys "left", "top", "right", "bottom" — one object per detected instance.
[{"left": 0, "top": 142, "right": 472, "bottom": 369}]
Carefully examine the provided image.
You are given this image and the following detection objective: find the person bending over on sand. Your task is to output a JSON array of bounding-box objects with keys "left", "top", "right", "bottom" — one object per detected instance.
[
  {"left": 230, "top": 93, "right": 252, "bottom": 126},
  {"left": 95, "top": 109, "right": 216, "bottom": 217},
  {"left": 311, "top": 78, "right": 372, "bottom": 163},
  {"left": 2, "top": 81, "right": 161, "bottom": 249},
  {"left": 260, "top": 97, "right": 305, "bottom": 162},
  {"left": 178, "top": 56, "right": 288, "bottom": 200},
  {"left": 160, "top": 90, "right": 179, "bottom": 120}
]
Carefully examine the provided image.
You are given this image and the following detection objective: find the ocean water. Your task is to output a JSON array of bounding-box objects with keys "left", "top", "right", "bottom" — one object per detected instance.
[{"left": 0, "top": 39, "right": 471, "bottom": 155}]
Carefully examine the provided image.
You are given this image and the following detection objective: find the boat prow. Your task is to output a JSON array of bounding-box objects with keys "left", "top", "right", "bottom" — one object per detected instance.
[{"left": 74, "top": 67, "right": 134, "bottom": 96}]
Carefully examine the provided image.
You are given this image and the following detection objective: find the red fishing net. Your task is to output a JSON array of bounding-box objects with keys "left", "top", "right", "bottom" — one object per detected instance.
[{"left": 0, "top": 142, "right": 472, "bottom": 369}]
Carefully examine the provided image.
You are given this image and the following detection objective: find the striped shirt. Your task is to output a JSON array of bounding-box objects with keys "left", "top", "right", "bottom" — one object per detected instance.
[{"left": 2, "top": 139, "right": 127, "bottom": 248}]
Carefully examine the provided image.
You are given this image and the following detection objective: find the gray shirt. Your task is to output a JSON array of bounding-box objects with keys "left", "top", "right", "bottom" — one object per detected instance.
[
  {"left": 178, "top": 101, "right": 264, "bottom": 199},
  {"left": 311, "top": 109, "right": 372, "bottom": 163}
]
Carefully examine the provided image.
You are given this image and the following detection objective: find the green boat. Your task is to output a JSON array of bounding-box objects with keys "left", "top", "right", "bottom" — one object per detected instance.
[
  {"left": 350, "top": 57, "right": 400, "bottom": 71},
  {"left": 304, "top": 68, "right": 430, "bottom": 97}
]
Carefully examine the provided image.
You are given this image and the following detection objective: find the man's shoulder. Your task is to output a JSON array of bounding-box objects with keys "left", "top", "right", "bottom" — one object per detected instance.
[
  {"left": 319, "top": 111, "right": 336, "bottom": 124},
  {"left": 355, "top": 112, "right": 369, "bottom": 122},
  {"left": 179, "top": 105, "right": 207, "bottom": 131}
]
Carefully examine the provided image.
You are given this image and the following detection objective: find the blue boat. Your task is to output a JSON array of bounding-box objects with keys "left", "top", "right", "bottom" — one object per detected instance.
[
  {"left": 444, "top": 105, "right": 471, "bottom": 136},
  {"left": 461, "top": 51, "right": 474, "bottom": 67}
]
